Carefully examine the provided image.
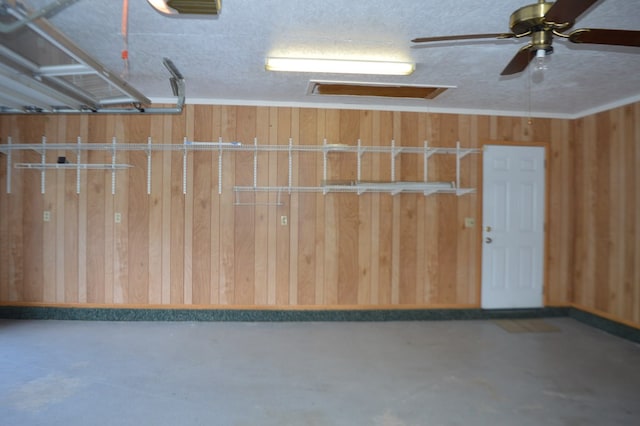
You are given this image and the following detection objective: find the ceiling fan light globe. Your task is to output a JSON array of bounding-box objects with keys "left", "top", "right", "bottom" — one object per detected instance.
[{"left": 534, "top": 49, "right": 548, "bottom": 71}]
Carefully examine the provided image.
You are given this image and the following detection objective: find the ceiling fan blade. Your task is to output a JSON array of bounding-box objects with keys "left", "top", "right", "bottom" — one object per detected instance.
[
  {"left": 412, "top": 33, "right": 514, "bottom": 43},
  {"left": 568, "top": 28, "right": 640, "bottom": 47},
  {"left": 500, "top": 44, "right": 535, "bottom": 76},
  {"left": 544, "top": 0, "right": 600, "bottom": 25}
]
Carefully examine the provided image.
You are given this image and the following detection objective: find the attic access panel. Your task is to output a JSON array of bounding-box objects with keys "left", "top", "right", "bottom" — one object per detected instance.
[
  {"left": 308, "top": 80, "right": 452, "bottom": 100},
  {"left": 0, "top": 2, "right": 149, "bottom": 112}
]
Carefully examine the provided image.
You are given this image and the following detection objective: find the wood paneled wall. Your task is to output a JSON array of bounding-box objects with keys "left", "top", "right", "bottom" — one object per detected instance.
[
  {"left": 572, "top": 102, "right": 640, "bottom": 327},
  {"left": 0, "top": 105, "right": 576, "bottom": 310}
]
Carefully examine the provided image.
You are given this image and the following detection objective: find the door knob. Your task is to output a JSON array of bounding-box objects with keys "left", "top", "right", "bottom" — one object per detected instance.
[{"left": 485, "top": 237, "right": 492, "bottom": 244}]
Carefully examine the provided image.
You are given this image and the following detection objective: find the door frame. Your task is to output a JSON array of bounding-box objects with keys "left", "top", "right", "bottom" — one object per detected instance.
[{"left": 477, "top": 140, "right": 551, "bottom": 308}]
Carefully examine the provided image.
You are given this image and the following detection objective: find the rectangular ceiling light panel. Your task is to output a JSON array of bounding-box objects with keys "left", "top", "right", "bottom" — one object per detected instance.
[{"left": 266, "top": 58, "right": 415, "bottom": 76}]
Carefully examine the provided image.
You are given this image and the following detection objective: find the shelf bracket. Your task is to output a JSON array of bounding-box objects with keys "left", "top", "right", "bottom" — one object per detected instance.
[
  {"left": 357, "top": 139, "right": 362, "bottom": 183},
  {"left": 391, "top": 139, "right": 396, "bottom": 182},
  {"left": 322, "top": 138, "right": 328, "bottom": 195},
  {"left": 288, "top": 137, "right": 293, "bottom": 193},
  {"left": 218, "top": 136, "right": 223, "bottom": 195},
  {"left": 76, "top": 136, "right": 82, "bottom": 194},
  {"left": 146, "top": 137, "right": 152, "bottom": 195},
  {"left": 182, "top": 137, "right": 188, "bottom": 195},
  {"left": 253, "top": 137, "right": 258, "bottom": 189},
  {"left": 6, "top": 136, "right": 12, "bottom": 194},
  {"left": 456, "top": 141, "right": 461, "bottom": 196},
  {"left": 40, "top": 136, "right": 46, "bottom": 194},
  {"left": 423, "top": 140, "right": 428, "bottom": 184},
  {"left": 111, "top": 137, "right": 117, "bottom": 195}
]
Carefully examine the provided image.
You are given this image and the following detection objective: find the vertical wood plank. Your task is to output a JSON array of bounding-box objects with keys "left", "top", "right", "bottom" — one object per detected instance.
[
  {"left": 170, "top": 112, "right": 185, "bottom": 304},
  {"left": 399, "top": 112, "right": 419, "bottom": 304},
  {"left": 609, "top": 108, "right": 624, "bottom": 318},
  {"left": 234, "top": 106, "right": 256, "bottom": 305},
  {"left": 86, "top": 116, "right": 106, "bottom": 303},
  {"left": 276, "top": 108, "right": 291, "bottom": 305},
  {"left": 0, "top": 116, "right": 10, "bottom": 301},
  {"left": 337, "top": 109, "right": 359, "bottom": 305},
  {"left": 148, "top": 114, "right": 164, "bottom": 304},
  {"left": 42, "top": 117, "right": 58, "bottom": 302},
  {"left": 183, "top": 105, "right": 195, "bottom": 305},
  {"left": 191, "top": 106, "right": 213, "bottom": 305},
  {"left": 54, "top": 116, "right": 67, "bottom": 303},
  {"left": 547, "top": 118, "right": 573, "bottom": 305},
  {"left": 128, "top": 114, "right": 150, "bottom": 304},
  {"left": 113, "top": 116, "right": 129, "bottom": 304},
  {"left": 390, "top": 112, "right": 402, "bottom": 304},
  {"left": 161, "top": 114, "right": 173, "bottom": 303},
  {"left": 219, "top": 106, "right": 236, "bottom": 304},
  {"left": 254, "top": 106, "right": 270, "bottom": 305},
  {"left": 210, "top": 105, "right": 222, "bottom": 304},
  {"left": 17, "top": 116, "right": 44, "bottom": 302},
  {"left": 288, "top": 108, "right": 300, "bottom": 305},
  {"left": 594, "top": 112, "right": 611, "bottom": 313},
  {"left": 414, "top": 114, "right": 427, "bottom": 304},
  {"left": 376, "top": 111, "right": 393, "bottom": 304},
  {"left": 369, "top": 111, "right": 381, "bottom": 305},
  {"left": 323, "top": 109, "right": 340, "bottom": 305},
  {"left": 296, "top": 108, "right": 317, "bottom": 305},
  {"left": 438, "top": 114, "right": 458, "bottom": 303},
  {"left": 358, "top": 110, "right": 372, "bottom": 305},
  {"left": 62, "top": 117, "right": 80, "bottom": 302},
  {"left": 314, "top": 109, "right": 326, "bottom": 305},
  {"left": 267, "top": 107, "right": 278, "bottom": 305},
  {"left": 424, "top": 113, "right": 441, "bottom": 303},
  {"left": 455, "top": 114, "right": 471, "bottom": 305},
  {"left": 102, "top": 115, "right": 115, "bottom": 304},
  {"left": 634, "top": 103, "right": 640, "bottom": 324}
]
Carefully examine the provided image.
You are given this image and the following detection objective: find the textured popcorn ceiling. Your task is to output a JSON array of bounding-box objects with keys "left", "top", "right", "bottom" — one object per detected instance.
[{"left": 27, "top": 0, "right": 640, "bottom": 118}]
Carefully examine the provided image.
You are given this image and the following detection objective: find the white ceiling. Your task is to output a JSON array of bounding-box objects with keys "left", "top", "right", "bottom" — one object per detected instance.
[{"left": 25, "top": 0, "right": 640, "bottom": 118}]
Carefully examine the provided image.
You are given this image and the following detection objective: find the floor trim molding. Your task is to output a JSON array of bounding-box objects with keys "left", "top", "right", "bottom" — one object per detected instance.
[
  {"left": 569, "top": 308, "right": 640, "bottom": 344},
  {"left": 0, "top": 305, "right": 568, "bottom": 322},
  {"left": 1, "top": 305, "right": 638, "bottom": 344}
]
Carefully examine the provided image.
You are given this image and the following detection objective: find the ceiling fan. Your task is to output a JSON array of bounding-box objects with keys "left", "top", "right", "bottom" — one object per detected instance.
[{"left": 412, "top": 0, "right": 640, "bottom": 75}]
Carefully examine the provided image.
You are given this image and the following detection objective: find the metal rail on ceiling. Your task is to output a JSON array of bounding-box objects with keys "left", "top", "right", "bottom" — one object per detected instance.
[{"left": 0, "top": 0, "right": 185, "bottom": 114}]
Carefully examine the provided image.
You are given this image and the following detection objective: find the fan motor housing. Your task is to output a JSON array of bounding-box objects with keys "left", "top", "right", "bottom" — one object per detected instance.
[
  {"left": 509, "top": 2, "right": 556, "bottom": 35},
  {"left": 166, "top": 0, "right": 221, "bottom": 15}
]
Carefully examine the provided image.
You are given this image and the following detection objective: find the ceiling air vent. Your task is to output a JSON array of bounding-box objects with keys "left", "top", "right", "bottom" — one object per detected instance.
[
  {"left": 148, "top": 0, "right": 221, "bottom": 15},
  {"left": 308, "top": 81, "right": 452, "bottom": 100}
]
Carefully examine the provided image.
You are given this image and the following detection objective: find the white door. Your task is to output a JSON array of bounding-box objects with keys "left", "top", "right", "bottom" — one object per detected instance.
[{"left": 481, "top": 145, "right": 545, "bottom": 309}]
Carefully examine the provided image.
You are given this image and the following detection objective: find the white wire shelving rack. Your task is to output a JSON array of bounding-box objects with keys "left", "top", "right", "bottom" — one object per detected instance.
[{"left": 0, "top": 137, "right": 479, "bottom": 201}]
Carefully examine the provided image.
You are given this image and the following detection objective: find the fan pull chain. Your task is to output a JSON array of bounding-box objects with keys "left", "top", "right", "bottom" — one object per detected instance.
[{"left": 120, "top": 0, "right": 130, "bottom": 79}]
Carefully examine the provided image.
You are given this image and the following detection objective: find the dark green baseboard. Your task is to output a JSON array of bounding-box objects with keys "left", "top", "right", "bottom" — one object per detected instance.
[
  {"left": 0, "top": 305, "right": 638, "bottom": 344},
  {"left": 0, "top": 306, "right": 568, "bottom": 322},
  {"left": 568, "top": 309, "right": 640, "bottom": 344}
]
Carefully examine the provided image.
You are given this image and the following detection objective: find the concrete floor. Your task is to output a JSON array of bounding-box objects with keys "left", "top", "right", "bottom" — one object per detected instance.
[{"left": 0, "top": 318, "right": 639, "bottom": 426}]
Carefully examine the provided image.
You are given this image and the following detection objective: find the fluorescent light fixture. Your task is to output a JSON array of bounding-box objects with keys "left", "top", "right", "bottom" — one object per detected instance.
[{"left": 265, "top": 57, "right": 415, "bottom": 76}]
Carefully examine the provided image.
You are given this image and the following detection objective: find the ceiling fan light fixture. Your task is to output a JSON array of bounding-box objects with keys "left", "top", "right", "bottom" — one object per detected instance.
[
  {"left": 534, "top": 49, "right": 548, "bottom": 71},
  {"left": 265, "top": 57, "right": 415, "bottom": 76}
]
